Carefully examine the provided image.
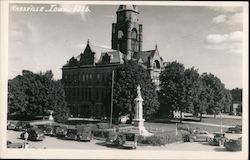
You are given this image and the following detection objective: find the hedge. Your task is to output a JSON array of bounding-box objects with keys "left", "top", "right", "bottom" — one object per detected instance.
[{"left": 137, "top": 130, "right": 190, "bottom": 146}]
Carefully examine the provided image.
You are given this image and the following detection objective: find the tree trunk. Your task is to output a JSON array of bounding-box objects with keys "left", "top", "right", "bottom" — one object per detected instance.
[
  {"left": 214, "top": 114, "right": 216, "bottom": 118},
  {"left": 199, "top": 112, "right": 202, "bottom": 122}
]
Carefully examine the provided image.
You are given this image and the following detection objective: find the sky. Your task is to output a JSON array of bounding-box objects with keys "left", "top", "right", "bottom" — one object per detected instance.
[{"left": 8, "top": 2, "right": 245, "bottom": 89}]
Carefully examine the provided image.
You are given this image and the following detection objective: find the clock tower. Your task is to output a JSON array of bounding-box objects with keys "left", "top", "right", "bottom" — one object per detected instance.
[{"left": 111, "top": 5, "right": 143, "bottom": 60}]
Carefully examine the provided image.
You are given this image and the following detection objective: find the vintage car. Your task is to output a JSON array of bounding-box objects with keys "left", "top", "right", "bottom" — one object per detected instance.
[
  {"left": 209, "top": 132, "right": 228, "bottom": 146},
  {"left": 56, "top": 126, "right": 68, "bottom": 138},
  {"left": 225, "top": 125, "right": 242, "bottom": 134},
  {"left": 186, "top": 130, "right": 213, "bottom": 142},
  {"left": 43, "top": 124, "right": 60, "bottom": 136},
  {"left": 7, "top": 121, "right": 17, "bottom": 130},
  {"left": 224, "top": 137, "right": 242, "bottom": 151},
  {"left": 121, "top": 132, "right": 138, "bottom": 149},
  {"left": 105, "top": 131, "right": 119, "bottom": 146},
  {"left": 65, "top": 128, "right": 78, "bottom": 140},
  {"left": 76, "top": 125, "right": 93, "bottom": 141},
  {"left": 7, "top": 142, "right": 25, "bottom": 148},
  {"left": 14, "top": 121, "right": 31, "bottom": 131},
  {"left": 20, "top": 128, "right": 45, "bottom": 141}
]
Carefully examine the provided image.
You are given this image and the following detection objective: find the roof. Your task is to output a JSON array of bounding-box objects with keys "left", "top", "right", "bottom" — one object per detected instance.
[
  {"left": 117, "top": 5, "right": 138, "bottom": 13},
  {"left": 132, "top": 50, "right": 156, "bottom": 65},
  {"left": 64, "top": 43, "right": 124, "bottom": 67},
  {"left": 98, "top": 50, "right": 124, "bottom": 64},
  {"left": 88, "top": 44, "right": 117, "bottom": 63}
]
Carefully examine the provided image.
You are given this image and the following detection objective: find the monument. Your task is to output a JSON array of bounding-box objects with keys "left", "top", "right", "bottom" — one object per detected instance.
[
  {"left": 48, "top": 110, "right": 54, "bottom": 121},
  {"left": 133, "top": 85, "right": 153, "bottom": 136}
]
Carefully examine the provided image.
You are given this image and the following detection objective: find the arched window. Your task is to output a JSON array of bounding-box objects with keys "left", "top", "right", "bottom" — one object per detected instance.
[
  {"left": 118, "top": 30, "right": 124, "bottom": 39},
  {"left": 153, "top": 60, "right": 160, "bottom": 69},
  {"left": 131, "top": 28, "right": 137, "bottom": 51},
  {"left": 131, "top": 29, "right": 137, "bottom": 40}
]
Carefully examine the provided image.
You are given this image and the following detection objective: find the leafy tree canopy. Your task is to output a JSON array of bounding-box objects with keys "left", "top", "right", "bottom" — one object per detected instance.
[
  {"left": 159, "top": 61, "right": 186, "bottom": 121},
  {"left": 8, "top": 70, "right": 70, "bottom": 122},
  {"left": 105, "top": 60, "right": 159, "bottom": 121}
]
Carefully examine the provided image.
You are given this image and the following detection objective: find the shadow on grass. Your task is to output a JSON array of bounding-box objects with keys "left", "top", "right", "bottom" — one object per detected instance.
[
  {"left": 148, "top": 116, "right": 218, "bottom": 124},
  {"left": 95, "top": 142, "right": 122, "bottom": 149},
  {"left": 95, "top": 142, "right": 136, "bottom": 150},
  {"left": 199, "top": 142, "right": 211, "bottom": 146},
  {"left": 213, "top": 147, "right": 228, "bottom": 152}
]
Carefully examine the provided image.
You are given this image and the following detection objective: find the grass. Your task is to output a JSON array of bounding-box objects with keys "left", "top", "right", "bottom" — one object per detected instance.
[
  {"left": 198, "top": 117, "right": 242, "bottom": 126},
  {"left": 144, "top": 122, "right": 229, "bottom": 133}
]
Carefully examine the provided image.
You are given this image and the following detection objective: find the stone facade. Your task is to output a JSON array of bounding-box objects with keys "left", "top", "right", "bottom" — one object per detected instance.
[{"left": 62, "top": 5, "right": 164, "bottom": 117}]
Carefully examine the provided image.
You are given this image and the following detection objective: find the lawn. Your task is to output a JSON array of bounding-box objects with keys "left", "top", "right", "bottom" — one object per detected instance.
[
  {"left": 198, "top": 117, "right": 242, "bottom": 126},
  {"left": 148, "top": 116, "right": 242, "bottom": 128},
  {"left": 144, "top": 122, "right": 229, "bottom": 134}
]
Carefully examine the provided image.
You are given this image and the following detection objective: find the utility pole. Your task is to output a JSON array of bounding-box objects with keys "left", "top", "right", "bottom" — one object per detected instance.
[
  {"left": 110, "top": 70, "right": 114, "bottom": 128},
  {"left": 220, "top": 111, "right": 223, "bottom": 133}
]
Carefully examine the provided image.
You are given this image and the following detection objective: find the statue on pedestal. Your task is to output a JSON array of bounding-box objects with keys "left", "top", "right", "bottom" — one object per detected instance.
[
  {"left": 48, "top": 110, "right": 54, "bottom": 121},
  {"left": 133, "top": 85, "right": 152, "bottom": 137}
]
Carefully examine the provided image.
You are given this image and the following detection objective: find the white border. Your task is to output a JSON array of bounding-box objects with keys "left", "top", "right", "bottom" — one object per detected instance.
[{"left": 0, "top": 1, "right": 249, "bottom": 159}]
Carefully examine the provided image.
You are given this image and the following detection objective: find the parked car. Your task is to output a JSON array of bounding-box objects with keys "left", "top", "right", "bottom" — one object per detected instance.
[
  {"left": 36, "top": 124, "right": 47, "bottom": 133},
  {"left": 105, "top": 131, "right": 119, "bottom": 146},
  {"left": 209, "top": 132, "right": 228, "bottom": 146},
  {"left": 7, "top": 140, "right": 12, "bottom": 146},
  {"left": 65, "top": 127, "right": 77, "bottom": 140},
  {"left": 56, "top": 126, "right": 68, "bottom": 138},
  {"left": 76, "top": 125, "right": 93, "bottom": 141},
  {"left": 51, "top": 125, "right": 61, "bottom": 137},
  {"left": 224, "top": 137, "right": 242, "bottom": 151},
  {"left": 20, "top": 128, "right": 45, "bottom": 141},
  {"left": 7, "top": 121, "right": 17, "bottom": 130},
  {"left": 120, "top": 132, "right": 138, "bottom": 149},
  {"left": 7, "top": 142, "right": 25, "bottom": 148},
  {"left": 225, "top": 125, "right": 242, "bottom": 134},
  {"left": 14, "top": 121, "right": 31, "bottom": 131},
  {"left": 186, "top": 130, "right": 213, "bottom": 142},
  {"left": 44, "top": 125, "right": 59, "bottom": 136}
]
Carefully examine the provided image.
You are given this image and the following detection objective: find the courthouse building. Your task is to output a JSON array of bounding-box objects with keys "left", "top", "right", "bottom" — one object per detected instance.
[{"left": 62, "top": 5, "right": 164, "bottom": 118}]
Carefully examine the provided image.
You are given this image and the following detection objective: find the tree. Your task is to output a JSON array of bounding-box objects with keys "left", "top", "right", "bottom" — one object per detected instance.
[
  {"left": 201, "top": 73, "right": 225, "bottom": 118},
  {"left": 231, "top": 88, "right": 242, "bottom": 102},
  {"left": 159, "top": 61, "right": 186, "bottom": 123},
  {"left": 184, "top": 67, "right": 201, "bottom": 114},
  {"left": 104, "top": 60, "right": 159, "bottom": 121},
  {"left": 8, "top": 70, "right": 70, "bottom": 122}
]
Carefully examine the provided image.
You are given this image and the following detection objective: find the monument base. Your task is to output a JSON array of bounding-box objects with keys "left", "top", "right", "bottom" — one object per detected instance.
[
  {"left": 133, "top": 119, "right": 153, "bottom": 137},
  {"left": 48, "top": 115, "right": 54, "bottom": 121}
]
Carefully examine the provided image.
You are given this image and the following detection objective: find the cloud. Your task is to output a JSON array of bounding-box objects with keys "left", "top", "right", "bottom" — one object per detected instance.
[
  {"left": 212, "top": 14, "right": 227, "bottom": 23},
  {"left": 206, "top": 31, "right": 242, "bottom": 44},
  {"left": 207, "top": 6, "right": 242, "bottom": 13},
  {"left": 58, "top": 4, "right": 91, "bottom": 21},
  {"left": 227, "top": 12, "right": 243, "bottom": 26},
  {"left": 212, "top": 12, "right": 243, "bottom": 26},
  {"left": 206, "top": 31, "right": 242, "bottom": 55}
]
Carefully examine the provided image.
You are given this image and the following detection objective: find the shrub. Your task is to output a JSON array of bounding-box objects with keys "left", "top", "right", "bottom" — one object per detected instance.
[
  {"left": 92, "top": 130, "right": 110, "bottom": 139},
  {"left": 137, "top": 130, "right": 190, "bottom": 146}
]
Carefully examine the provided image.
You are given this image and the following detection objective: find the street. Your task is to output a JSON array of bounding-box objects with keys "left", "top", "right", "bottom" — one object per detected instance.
[{"left": 7, "top": 130, "right": 231, "bottom": 152}]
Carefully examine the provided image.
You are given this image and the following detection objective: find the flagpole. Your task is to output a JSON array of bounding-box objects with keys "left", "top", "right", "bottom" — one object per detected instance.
[{"left": 110, "top": 70, "right": 114, "bottom": 128}]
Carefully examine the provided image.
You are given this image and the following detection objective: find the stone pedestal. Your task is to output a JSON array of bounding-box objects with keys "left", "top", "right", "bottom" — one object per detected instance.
[
  {"left": 48, "top": 110, "right": 54, "bottom": 121},
  {"left": 133, "top": 85, "right": 153, "bottom": 137}
]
